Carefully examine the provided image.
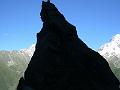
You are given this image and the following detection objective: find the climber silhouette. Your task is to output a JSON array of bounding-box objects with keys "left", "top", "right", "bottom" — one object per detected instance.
[
  {"left": 48, "top": 0, "right": 50, "bottom": 3},
  {"left": 17, "top": 1, "right": 120, "bottom": 90},
  {"left": 43, "top": 0, "right": 50, "bottom": 3}
]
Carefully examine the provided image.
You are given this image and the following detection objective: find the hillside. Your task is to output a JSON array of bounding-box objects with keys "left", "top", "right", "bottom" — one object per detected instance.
[{"left": 0, "top": 48, "right": 33, "bottom": 90}]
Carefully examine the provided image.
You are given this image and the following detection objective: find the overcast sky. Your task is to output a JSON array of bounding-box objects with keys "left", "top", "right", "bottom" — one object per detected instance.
[{"left": 0, "top": 0, "right": 120, "bottom": 50}]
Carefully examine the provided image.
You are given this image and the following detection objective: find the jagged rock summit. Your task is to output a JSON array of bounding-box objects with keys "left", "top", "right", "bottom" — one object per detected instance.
[{"left": 17, "top": 1, "right": 120, "bottom": 90}]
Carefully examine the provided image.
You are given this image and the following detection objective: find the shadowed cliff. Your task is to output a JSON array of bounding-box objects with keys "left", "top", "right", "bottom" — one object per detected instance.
[{"left": 17, "top": 1, "right": 120, "bottom": 90}]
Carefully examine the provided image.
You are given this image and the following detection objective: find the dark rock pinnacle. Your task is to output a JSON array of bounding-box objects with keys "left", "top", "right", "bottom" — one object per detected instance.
[{"left": 17, "top": 1, "right": 120, "bottom": 90}]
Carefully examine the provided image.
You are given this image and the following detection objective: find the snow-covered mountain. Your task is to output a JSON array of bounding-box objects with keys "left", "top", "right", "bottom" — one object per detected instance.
[
  {"left": 20, "top": 44, "right": 35, "bottom": 57},
  {"left": 98, "top": 34, "right": 120, "bottom": 67},
  {"left": 98, "top": 34, "right": 120, "bottom": 80},
  {"left": 98, "top": 34, "right": 120, "bottom": 59}
]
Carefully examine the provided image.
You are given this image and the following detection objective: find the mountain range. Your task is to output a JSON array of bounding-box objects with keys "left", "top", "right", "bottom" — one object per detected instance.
[
  {"left": 98, "top": 34, "right": 120, "bottom": 81},
  {"left": 0, "top": 45, "right": 34, "bottom": 90},
  {"left": 0, "top": 34, "right": 120, "bottom": 90}
]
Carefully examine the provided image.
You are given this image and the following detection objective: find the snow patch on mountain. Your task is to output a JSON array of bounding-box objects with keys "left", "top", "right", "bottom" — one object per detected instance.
[
  {"left": 20, "top": 44, "right": 35, "bottom": 57},
  {"left": 98, "top": 34, "right": 120, "bottom": 81},
  {"left": 98, "top": 34, "right": 120, "bottom": 59},
  {"left": 98, "top": 34, "right": 120, "bottom": 68}
]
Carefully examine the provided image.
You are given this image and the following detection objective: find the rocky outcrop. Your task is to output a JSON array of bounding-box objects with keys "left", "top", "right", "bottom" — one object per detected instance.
[{"left": 17, "top": 1, "right": 120, "bottom": 90}]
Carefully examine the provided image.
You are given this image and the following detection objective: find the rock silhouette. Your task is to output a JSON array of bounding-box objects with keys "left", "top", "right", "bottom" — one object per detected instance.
[{"left": 17, "top": 1, "right": 120, "bottom": 90}]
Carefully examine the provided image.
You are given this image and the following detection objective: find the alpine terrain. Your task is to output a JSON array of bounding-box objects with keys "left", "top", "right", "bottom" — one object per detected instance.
[
  {"left": 0, "top": 33, "right": 120, "bottom": 90},
  {"left": 0, "top": 44, "right": 35, "bottom": 90},
  {"left": 98, "top": 34, "right": 120, "bottom": 81}
]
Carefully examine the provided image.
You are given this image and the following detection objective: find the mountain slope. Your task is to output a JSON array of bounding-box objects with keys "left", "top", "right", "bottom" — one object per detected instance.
[
  {"left": 98, "top": 34, "right": 120, "bottom": 81},
  {"left": 0, "top": 33, "right": 120, "bottom": 90},
  {"left": 0, "top": 45, "right": 34, "bottom": 90}
]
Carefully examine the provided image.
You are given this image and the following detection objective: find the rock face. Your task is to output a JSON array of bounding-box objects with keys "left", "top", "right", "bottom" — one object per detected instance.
[{"left": 17, "top": 1, "right": 120, "bottom": 90}]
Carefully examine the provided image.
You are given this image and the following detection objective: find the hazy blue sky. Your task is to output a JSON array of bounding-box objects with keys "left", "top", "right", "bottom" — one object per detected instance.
[{"left": 0, "top": 0, "right": 120, "bottom": 50}]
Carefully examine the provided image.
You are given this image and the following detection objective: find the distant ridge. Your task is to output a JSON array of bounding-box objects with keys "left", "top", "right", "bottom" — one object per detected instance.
[
  {"left": 98, "top": 34, "right": 120, "bottom": 81},
  {"left": 0, "top": 45, "right": 33, "bottom": 90}
]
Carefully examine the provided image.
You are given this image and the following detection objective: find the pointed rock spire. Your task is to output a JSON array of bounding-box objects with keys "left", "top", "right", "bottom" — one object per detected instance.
[{"left": 17, "top": 1, "right": 120, "bottom": 90}]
